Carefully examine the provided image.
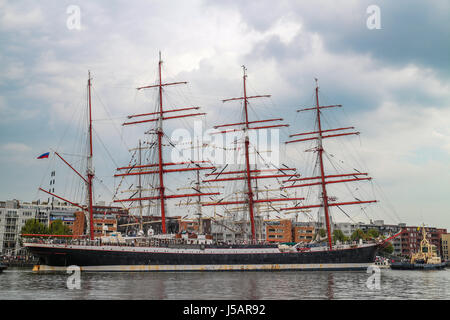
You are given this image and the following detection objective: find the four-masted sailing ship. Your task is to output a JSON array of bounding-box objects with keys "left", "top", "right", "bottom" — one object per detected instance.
[{"left": 24, "top": 55, "right": 387, "bottom": 272}]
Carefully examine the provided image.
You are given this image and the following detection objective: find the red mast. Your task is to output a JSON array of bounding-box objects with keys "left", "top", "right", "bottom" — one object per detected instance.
[
  {"left": 203, "top": 66, "right": 301, "bottom": 243},
  {"left": 114, "top": 53, "right": 217, "bottom": 234},
  {"left": 38, "top": 72, "right": 97, "bottom": 240},
  {"left": 242, "top": 66, "right": 257, "bottom": 243},
  {"left": 156, "top": 54, "right": 167, "bottom": 233},
  {"left": 314, "top": 81, "right": 333, "bottom": 251},
  {"left": 283, "top": 79, "right": 377, "bottom": 250},
  {"left": 87, "top": 71, "right": 95, "bottom": 240}
]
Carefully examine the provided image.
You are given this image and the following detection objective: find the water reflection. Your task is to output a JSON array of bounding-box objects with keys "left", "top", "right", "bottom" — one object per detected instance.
[
  {"left": 326, "top": 273, "right": 334, "bottom": 300},
  {"left": 1, "top": 268, "right": 449, "bottom": 300}
]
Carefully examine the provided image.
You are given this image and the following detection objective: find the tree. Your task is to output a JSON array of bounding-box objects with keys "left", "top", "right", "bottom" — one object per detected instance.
[
  {"left": 319, "top": 228, "right": 326, "bottom": 238},
  {"left": 48, "top": 220, "right": 72, "bottom": 235},
  {"left": 333, "top": 229, "right": 348, "bottom": 243},
  {"left": 379, "top": 242, "right": 394, "bottom": 255},
  {"left": 21, "top": 219, "right": 49, "bottom": 235},
  {"left": 351, "top": 229, "right": 367, "bottom": 241},
  {"left": 366, "top": 228, "right": 380, "bottom": 239}
]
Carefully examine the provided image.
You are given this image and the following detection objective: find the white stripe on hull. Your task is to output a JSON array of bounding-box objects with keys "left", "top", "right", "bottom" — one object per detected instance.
[
  {"left": 33, "top": 263, "right": 373, "bottom": 272},
  {"left": 24, "top": 242, "right": 377, "bottom": 254}
]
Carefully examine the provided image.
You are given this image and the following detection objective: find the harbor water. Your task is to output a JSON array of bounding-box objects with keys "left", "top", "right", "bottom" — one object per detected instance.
[{"left": 1, "top": 267, "right": 449, "bottom": 300}]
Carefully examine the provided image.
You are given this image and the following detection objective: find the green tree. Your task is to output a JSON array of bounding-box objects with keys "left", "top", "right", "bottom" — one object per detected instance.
[
  {"left": 332, "top": 229, "right": 348, "bottom": 243},
  {"left": 379, "top": 242, "right": 394, "bottom": 255},
  {"left": 318, "top": 228, "right": 326, "bottom": 238},
  {"left": 21, "top": 219, "right": 49, "bottom": 235},
  {"left": 351, "top": 229, "right": 367, "bottom": 241},
  {"left": 366, "top": 228, "right": 380, "bottom": 239},
  {"left": 48, "top": 220, "right": 72, "bottom": 235}
]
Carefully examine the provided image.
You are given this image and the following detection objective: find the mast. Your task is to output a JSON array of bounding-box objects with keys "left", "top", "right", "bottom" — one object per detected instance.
[
  {"left": 114, "top": 52, "right": 219, "bottom": 234},
  {"left": 203, "top": 66, "right": 302, "bottom": 243},
  {"left": 87, "top": 71, "right": 95, "bottom": 241},
  {"left": 195, "top": 136, "right": 203, "bottom": 234},
  {"left": 156, "top": 53, "right": 167, "bottom": 234},
  {"left": 284, "top": 79, "right": 377, "bottom": 250},
  {"left": 242, "top": 66, "right": 257, "bottom": 242},
  {"left": 38, "top": 72, "right": 97, "bottom": 240},
  {"left": 138, "top": 139, "right": 143, "bottom": 232},
  {"left": 314, "top": 80, "right": 332, "bottom": 250}
]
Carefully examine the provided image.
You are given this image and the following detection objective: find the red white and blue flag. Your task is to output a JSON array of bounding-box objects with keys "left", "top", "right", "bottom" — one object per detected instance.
[{"left": 37, "top": 152, "right": 50, "bottom": 159}]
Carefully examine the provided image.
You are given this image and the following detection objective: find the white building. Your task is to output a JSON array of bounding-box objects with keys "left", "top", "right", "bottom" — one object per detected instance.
[
  {"left": 0, "top": 199, "right": 78, "bottom": 256},
  {"left": 211, "top": 215, "right": 266, "bottom": 243}
]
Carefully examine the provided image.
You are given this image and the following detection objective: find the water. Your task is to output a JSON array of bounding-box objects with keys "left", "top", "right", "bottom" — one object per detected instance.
[{"left": 1, "top": 267, "right": 449, "bottom": 300}]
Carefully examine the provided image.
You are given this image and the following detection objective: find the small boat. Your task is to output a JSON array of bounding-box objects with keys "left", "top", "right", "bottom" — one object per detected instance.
[
  {"left": 373, "top": 256, "right": 391, "bottom": 269},
  {"left": 0, "top": 264, "right": 7, "bottom": 272},
  {"left": 391, "top": 226, "right": 446, "bottom": 270}
]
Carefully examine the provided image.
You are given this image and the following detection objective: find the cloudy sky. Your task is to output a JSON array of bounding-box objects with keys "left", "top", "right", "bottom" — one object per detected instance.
[{"left": 0, "top": 0, "right": 449, "bottom": 229}]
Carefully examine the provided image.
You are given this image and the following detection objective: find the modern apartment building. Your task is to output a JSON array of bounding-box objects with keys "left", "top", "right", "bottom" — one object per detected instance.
[
  {"left": 0, "top": 199, "right": 78, "bottom": 255},
  {"left": 0, "top": 199, "right": 129, "bottom": 256},
  {"left": 211, "top": 216, "right": 265, "bottom": 243}
]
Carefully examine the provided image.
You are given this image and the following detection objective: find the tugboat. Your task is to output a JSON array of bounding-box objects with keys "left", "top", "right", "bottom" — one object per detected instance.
[{"left": 391, "top": 226, "right": 446, "bottom": 270}]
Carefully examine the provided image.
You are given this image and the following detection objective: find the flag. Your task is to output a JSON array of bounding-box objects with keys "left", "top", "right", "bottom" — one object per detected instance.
[{"left": 37, "top": 152, "right": 50, "bottom": 159}]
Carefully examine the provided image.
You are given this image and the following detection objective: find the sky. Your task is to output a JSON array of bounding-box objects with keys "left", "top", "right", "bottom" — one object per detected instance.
[{"left": 0, "top": 0, "right": 449, "bottom": 229}]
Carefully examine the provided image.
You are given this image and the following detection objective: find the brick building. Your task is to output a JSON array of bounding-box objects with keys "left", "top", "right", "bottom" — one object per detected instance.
[
  {"left": 179, "top": 218, "right": 211, "bottom": 235},
  {"left": 293, "top": 224, "right": 315, "bottom": 243},
  {"left": 399, "top": 226, "right": 447, "bottom": 257},
  {"left": 266, "top": 219, "right": 292, "bottom": 243}
]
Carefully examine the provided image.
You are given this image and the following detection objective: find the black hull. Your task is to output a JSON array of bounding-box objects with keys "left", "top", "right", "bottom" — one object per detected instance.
[
  {"left": 390, "top": 262, "right": 446, "bottom": 270},
  {"left": 26, "top": 243, "right": 380, "bottom": 271}
]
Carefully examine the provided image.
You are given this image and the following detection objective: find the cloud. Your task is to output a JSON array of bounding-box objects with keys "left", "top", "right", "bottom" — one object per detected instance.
[
  {"left": 1, "top": 142, "right": 32, "bottom": 153},
  {"left": 0, "top": 1, "right": 449, "bottom": 228},
  {"left": 0, "top": 142, "right": 35, "bottom": 167},
  {"left": 207, "top": 0, "right": 450, "bottom": 77},
  {"left": 0, "top": 1, "right": 45, "bottom": 31}
]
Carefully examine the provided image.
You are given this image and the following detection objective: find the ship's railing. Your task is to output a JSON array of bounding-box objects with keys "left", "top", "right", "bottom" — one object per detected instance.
[
  {"left": 22, "top": 235, "right": 279, "bottom": 249},
  {"left": 22, "top": 235, "right": 378, "bottom": 250}
]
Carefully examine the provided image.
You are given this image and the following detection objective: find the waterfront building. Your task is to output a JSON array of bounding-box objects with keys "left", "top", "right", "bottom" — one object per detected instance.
[
  {"left": 0, "top": 199, "right": 78, "bottom": 256},
  {"left": 398, "top": 226, "right": 447, "bottom": 257},
  {"left": 330, "top": 221, "right": 448, "bottom": 258},
  {"left": 210, "top": 217, "right": 237, "bottom": 243},
  {"left": 0, "top": 199, "right": 130, "bottom": 256},
  {"left": 441, "top": 233, "right": 450, "bottom": 261},
  {"left": 333, "top": 222, "right": 355, "bottom": 238},
  {"left": 71, "top": 211, "right": 118, "bottom": 238},
  {"left": 266, "top": 219, "right": 293, "bottom": 243},
  {"left": 211, "top": 216, "right": 265, "bottom": 243},
  {"left": 293, "top": 223, "right": 315, "bottom": 243},
  {"left": 179, "top": 217, "right": 212, "bottom": 235}
]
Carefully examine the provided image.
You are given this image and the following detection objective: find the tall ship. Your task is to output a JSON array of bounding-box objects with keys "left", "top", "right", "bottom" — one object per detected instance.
[{"left": 24, "top": 55, "right": 395, "bottom": 272}]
